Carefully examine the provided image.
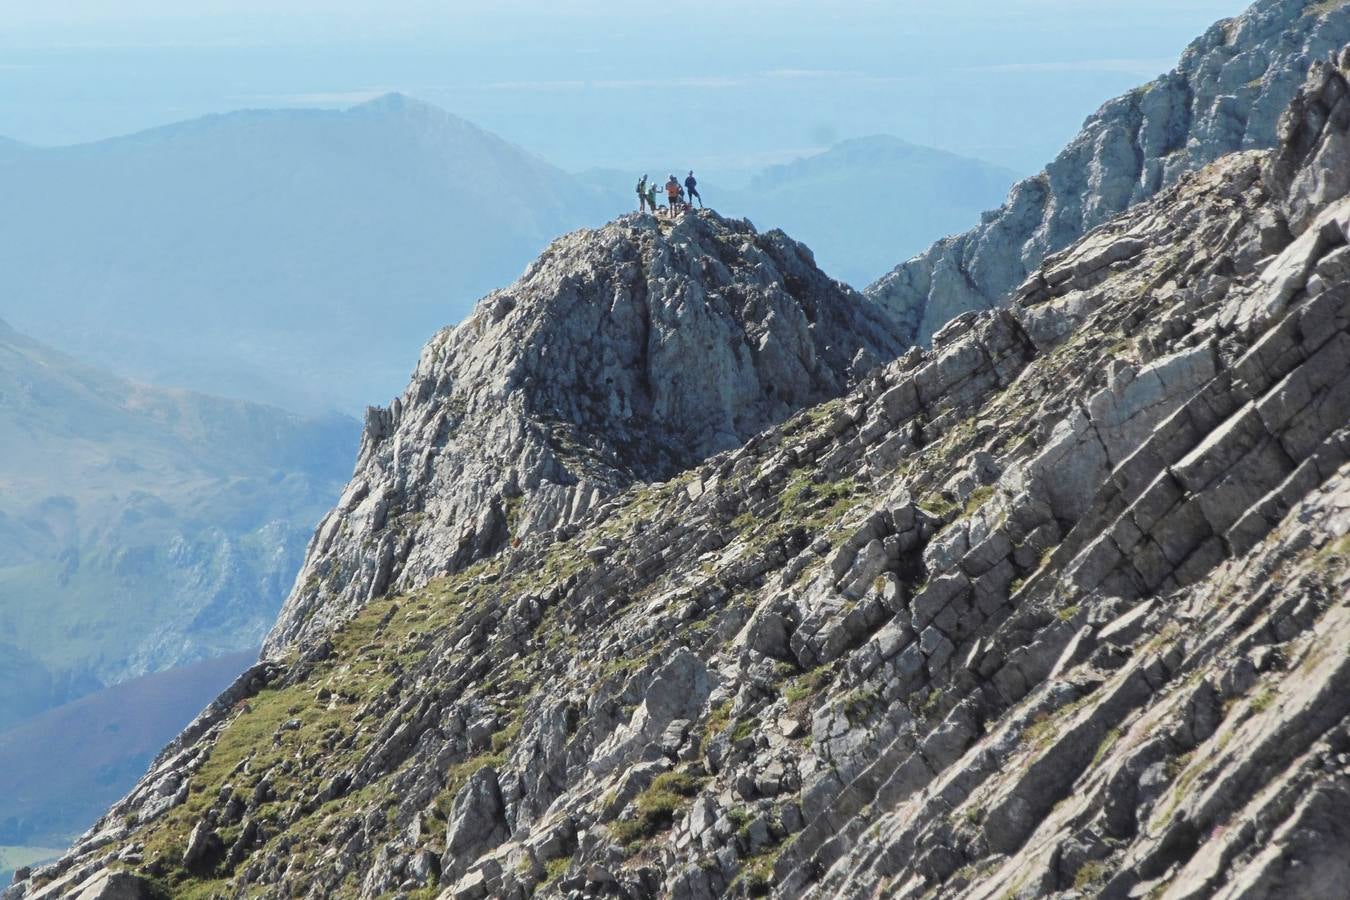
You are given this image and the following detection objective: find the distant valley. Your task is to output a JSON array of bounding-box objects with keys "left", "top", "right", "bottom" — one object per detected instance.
[
  {"left": 0, "top": 318, "right": 355, "bottom": 732},
  {"left": 0, "top": 652, "right": 253, "bottom": 884}
]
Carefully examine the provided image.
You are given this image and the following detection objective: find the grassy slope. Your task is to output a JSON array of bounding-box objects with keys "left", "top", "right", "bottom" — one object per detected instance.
[
  {"left": 0, "top": 652, "right": 254, "bottom": 851},
  {"left": 79, "top": 403, "right": 875, "bottom": 898}
]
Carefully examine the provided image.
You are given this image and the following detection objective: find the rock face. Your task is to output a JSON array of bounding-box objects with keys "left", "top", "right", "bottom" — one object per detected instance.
[
  {"left": 263, "top": 211, "right": 903, "bottom": 653},
  {"left": 14, "top": 38, "right": 1350, "bottom": 900},
  {"left": 866, "top": 0, "right": 1350, "bottom": 346}
]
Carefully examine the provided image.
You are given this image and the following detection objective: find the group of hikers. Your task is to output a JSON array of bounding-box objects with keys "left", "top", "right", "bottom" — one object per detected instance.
[{"left": 636, "top": 172, "right": 703, "bottom": 217}]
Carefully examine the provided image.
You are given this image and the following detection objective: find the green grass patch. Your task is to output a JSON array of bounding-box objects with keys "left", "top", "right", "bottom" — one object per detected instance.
[
  {"left": 1020, "top": 711, "right": 1057, "bottom": 751},
  {"left": 731, "top": 510, "right": 757, "bottom": 532},
  {"left": 1249, "top": 682, "right": 1278, "bottom": 714},
  {"left": 1306, "top": 0, "right": 1350, "bottom": 17},
  {"left": 610, "top": 771, "right": 705, "bottom": 848},
  {"left": 1150, "top": 752, "right": 1200, "bottom": 830},
  {"left": 1073, "top": 860, "right": 1109, "bottom": 891},
  {"left": 964, "top": 486, "right": 995, "bottom": 516},
  {"left": 1091, "top": 728, "right": 1122, "bottom": 769},
  {"left": 784, "top": 668, "right": 831, "bottom": 705},
  {"left": 842, "top": 688, "right": 875, "bottom": 723},
  {"left": 650, "top": 770, "right": 705, "bottom": 798},
  {"left": 542, "top": 855, "right": 571, "bottom": 884},
  {"left": 703, "top": 699, "right": 732, "bottom": 740},
  {"left": 727, "top": 806, "right": 751, "bottom": 833},
  {"left": 735, "top": 846, "right": 783, "bottom": 897},
  {"left": 918, "top": 493, "right": 959, "bottom": 519},
  {"left": 730, "top": 717, "right": 761, "bottom": 744}
]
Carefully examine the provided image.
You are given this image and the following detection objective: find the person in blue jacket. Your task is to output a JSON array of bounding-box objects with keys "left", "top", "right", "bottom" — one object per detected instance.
[{"left": 685, "top": 171, "right": 703, "bottom": 208}]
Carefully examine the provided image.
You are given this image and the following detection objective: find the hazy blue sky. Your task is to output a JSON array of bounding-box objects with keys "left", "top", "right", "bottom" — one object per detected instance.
[{"left": 2, "top": 1, "right": 1249, "bottom": 178}]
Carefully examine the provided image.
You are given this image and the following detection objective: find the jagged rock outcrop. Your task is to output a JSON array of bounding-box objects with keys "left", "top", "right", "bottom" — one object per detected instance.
[
  {"left": 264, "top": 212, "right": 902, "bottom": 653},
  {"left": 866, "top": 0, "right": 1350, "bottom": 346},
  {"left": 14, "top": 37, "right": 1350, "bottom": 900}
]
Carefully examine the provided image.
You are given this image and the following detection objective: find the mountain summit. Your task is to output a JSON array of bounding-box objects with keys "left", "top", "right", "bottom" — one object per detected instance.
[{"left": 264, "top": 210, "right": 904, "bottom": 652}]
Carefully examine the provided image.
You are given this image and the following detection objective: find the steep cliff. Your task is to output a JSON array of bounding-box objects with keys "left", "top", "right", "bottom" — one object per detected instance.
[
  {"left": 14, "top": 42, "right": 1350, "bottom": 900},
  {"left": 263, "top": 212, "right": 903, "bottom": 654},
  {"left": 866, "top": 0, "right": 1350, "bottom": 346}
]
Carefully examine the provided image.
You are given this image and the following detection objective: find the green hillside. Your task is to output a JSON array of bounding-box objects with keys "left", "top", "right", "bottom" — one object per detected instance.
[{"left": 0, "top": 318, "right": 356, "bottom": 730}]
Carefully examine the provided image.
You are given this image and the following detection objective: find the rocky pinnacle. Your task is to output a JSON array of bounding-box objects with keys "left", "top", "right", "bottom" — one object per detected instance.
[{"left": 262, "top": 212, "right": 903, "bottom": 655}]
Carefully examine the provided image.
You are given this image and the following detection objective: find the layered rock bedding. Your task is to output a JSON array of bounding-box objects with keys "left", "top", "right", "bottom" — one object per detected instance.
[{"left": 9, "top": 23, "right": 1350, "bottom": 900}]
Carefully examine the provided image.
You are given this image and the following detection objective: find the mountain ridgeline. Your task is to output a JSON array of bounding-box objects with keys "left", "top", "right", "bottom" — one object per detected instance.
[
  {"left": 867, "top": 0, "right": 1350, "bottom": 346},
  {"left": 10, "top": 6, "right": 1350, "bottom": 900},
  {"left": 0, "top": 94, "right": 612, "bottom": 413}
]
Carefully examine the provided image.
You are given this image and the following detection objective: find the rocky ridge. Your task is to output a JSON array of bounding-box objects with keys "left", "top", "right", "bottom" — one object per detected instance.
[
  {"left": 866, "top": 0, "right": 1350, "bottom": 347},
  {"left": 12, "top": 43, "right": 1350, "bottom": 900},
  {"left": 263, "top": 212, "right": 902, "bottom": 654}
]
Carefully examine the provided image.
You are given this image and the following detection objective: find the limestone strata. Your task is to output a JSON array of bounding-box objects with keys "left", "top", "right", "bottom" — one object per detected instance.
[{"left": 13, "top": 38, "right": 1350, "bottom": 900}]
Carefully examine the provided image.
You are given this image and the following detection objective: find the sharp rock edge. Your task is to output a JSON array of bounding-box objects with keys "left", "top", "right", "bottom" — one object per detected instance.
[{"left": 866, "top": 0, "right": 1350, "bottom": 349}]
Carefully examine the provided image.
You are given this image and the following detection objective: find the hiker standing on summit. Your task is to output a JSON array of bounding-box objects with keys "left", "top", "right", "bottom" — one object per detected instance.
[
  {"left": 685, "top": 171, "right": 703, "bottom": 208},
  {"left": 636, "top": 174, "right": 649, "bottom": 213},
  {"left": 666, "top": 175, "right": 682, "bottom": 215}
]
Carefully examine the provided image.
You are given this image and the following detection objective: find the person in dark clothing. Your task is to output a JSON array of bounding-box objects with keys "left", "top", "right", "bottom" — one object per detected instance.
[
  {"left": 685, "top": 171, "right": 703, "bottom": 208},
  {"left": 636, "top": 175, "right": 649, "bottom": 213}
]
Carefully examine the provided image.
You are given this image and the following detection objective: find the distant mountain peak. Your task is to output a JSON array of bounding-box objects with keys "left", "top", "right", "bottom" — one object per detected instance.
[
  {"left": 344, "top": 92, "right": 488, "bottom": 134},
  {"left": 829, "top": 133, "right": 919, "bottom": 152},
  {"left": 749, "top": 135, "right": 1015, "bottom": 191},
  {"left": 348, "top": 91, "right": 440, "bottom": 116},
  {"left": 0, "top": 86, "right": 613, "bottom": 413}
]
